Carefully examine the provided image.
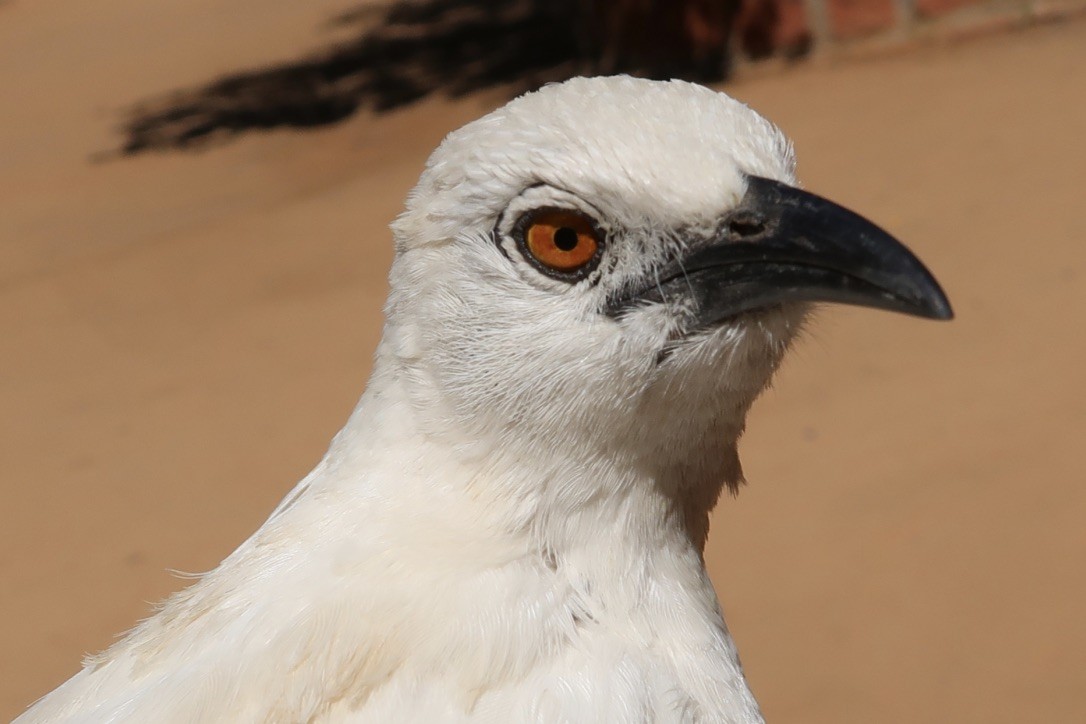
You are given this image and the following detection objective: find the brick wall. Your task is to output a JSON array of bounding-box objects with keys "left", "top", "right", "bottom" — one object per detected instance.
[{"left": 731, "top": 0, "right": 1086, "bottom": 61}]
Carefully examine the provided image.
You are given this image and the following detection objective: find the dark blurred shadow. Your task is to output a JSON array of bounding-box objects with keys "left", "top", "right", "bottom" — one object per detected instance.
[
  {"left": 120, "top": 0, "right": 773, "bottom": 154},
  {"left": 736, "top": 0, "right": 811, "bottom": 60}
]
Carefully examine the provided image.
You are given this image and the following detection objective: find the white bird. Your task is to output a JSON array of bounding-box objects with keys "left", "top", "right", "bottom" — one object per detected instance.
[{"left": 19, "top": 76, "right": 951, "bottom": 724}]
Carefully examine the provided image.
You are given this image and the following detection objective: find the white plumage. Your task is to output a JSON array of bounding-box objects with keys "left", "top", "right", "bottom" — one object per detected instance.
[{"left": 19, "top": 75, "right": 949, "bottom": 723}]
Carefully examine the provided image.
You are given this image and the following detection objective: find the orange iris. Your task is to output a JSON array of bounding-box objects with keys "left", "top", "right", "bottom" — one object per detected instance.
[{"left": 524, "top": 210, "right": 601, "bottom": 272}]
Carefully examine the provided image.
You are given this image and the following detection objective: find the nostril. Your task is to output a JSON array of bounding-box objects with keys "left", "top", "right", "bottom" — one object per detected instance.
[{"left": 728, "top": 214, "right": 767, "bottom": 238}]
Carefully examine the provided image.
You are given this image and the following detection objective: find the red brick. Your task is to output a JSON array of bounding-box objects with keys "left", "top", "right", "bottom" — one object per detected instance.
[
  {"left": 915, "top": 0, "right": 985, "bottom": 19},
  {"left": 826, "top": 0, "right": 898, "bottom": 39},
  {"left": 735, "top": 0, "right": 812, "bottom": 59}
]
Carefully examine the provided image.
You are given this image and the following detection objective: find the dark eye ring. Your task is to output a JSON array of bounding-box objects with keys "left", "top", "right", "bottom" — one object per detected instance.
[{"left": 512, "top": 207, "right": 605, "bottom": 281}]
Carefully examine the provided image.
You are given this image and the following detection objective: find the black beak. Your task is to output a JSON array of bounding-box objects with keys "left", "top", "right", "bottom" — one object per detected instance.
[{"left": 607, "top": 175, "right": 953, "bottom": 326}]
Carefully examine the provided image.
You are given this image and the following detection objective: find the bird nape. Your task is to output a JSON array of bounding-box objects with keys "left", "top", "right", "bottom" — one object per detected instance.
[{"left": 20, "top": 76, "right": 951, "bottom": 724}]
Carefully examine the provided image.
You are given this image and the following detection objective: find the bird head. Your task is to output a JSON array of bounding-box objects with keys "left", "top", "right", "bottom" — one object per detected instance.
[{"left": 382, "top": 76, "right": 950, "bottom": 510}]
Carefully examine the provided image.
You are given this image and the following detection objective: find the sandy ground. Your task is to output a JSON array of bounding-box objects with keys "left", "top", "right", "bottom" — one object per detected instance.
[{"left": 2, "top": 2, "right": 1084, "bottom": 721}]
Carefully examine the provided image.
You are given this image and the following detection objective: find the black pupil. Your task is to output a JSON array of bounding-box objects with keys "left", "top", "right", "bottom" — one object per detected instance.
[{"left": 553, "top": 227, "right": 579, "bottom": 252}]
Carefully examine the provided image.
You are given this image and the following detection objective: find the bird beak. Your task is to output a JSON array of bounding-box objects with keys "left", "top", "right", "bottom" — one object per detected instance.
[{"left": 607, "top": 175, "right": 953, "bottom": 326}]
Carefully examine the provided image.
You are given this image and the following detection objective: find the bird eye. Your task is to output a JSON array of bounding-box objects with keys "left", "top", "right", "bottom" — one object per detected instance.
[{"left": 516, "top": 208, "right": 603, "bottom": 278}]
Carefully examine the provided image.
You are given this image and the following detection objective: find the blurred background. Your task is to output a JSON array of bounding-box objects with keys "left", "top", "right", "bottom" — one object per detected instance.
[{"left": 2, "top": 0, "right": 1084, "bottom": 721}]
